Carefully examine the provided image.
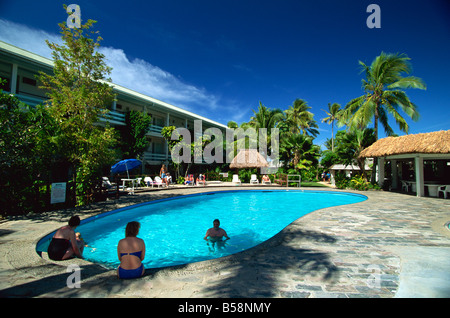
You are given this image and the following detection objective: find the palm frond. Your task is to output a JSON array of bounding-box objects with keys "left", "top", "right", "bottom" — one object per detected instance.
[{"left": 388, "top": 76, "right": 427, "bottom": 90}]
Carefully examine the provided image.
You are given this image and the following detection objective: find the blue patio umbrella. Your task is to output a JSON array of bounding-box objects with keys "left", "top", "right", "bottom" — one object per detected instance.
[{"left": 111, "top": 159, "right": 142, "bottom": 178}]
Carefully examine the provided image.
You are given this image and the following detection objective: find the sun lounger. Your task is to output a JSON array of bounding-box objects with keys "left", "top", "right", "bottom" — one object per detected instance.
[
  {"left": 250, "top": 174, "right": 259, "bottom": 184},
  {"left": 154, "top": 176, "right": 167, "bottom": 188},
  {"left": 232, "top": 174, "right": 241, "bottom": 185},
  {"left": 144, "top": 176, "right": 157, "bottom": 188}
]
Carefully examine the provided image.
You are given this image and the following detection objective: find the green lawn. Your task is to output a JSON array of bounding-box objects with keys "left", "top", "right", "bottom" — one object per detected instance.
[{"left": 298, "top": 181, "right": 330, "bottom": 187}]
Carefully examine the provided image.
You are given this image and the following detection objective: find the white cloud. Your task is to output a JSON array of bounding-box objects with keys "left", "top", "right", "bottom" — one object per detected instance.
[
  {"left": 100, "top": 46, "right": 219, "bottom": 111},
  {"left": 0, "top": 18, "right": 243, "bottom": 123},
  {"left": 0, "top": 19, "right": 61, "bottom": 58}
]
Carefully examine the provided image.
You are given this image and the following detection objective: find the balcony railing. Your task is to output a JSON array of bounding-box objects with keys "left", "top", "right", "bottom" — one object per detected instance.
[
  {"left": 5, "top": 92, "right": 45, "bottom": 107},
  {"left": 143, "top": 152, "right": 169, "bottom": 162},
  {"left": 147, "top": 124, "right": 164, "bottom": 135},
  {"left": 99, "top": 110, "right": 126, "bottom": 126}
]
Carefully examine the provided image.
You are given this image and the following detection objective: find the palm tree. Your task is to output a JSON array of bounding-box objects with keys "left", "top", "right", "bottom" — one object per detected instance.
[
  {"left": 249, "top": 102, "right": 284, "bottom": 131},
  {"left": 284, "top": 98, "right": 319, "bottom": 137},
  {"left": 340, "top": 52, "right": 426, "bottom": 182},
  {"left": 334, "top": 128, "right": 376, "bottom": 181},
  {"left": 321, "top": 103, "right": 342, "bottom": 151},
  {"left": 280, "top": 133, "right": 319, "bottom": 171},
  {"left": 249, "top": 102, "right": 284, "bottom": 158},
  {"left": 341, "top": 52, "right": 426, "bottom": 139}
]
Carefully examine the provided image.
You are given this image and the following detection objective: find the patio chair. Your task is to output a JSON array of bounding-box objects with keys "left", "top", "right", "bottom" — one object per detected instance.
[
  {"left": 102, "top": 177, "right": 115, "bottom": 189},
  {"left": 232, "top": 174, "right": 241, "bottom": 185},
  {"left": 250, "top": 174, "right": 259, "bottom": 184},
  {"left": 154, "top": 176, "right": 167, "bottom": 188},
  {"left": 144, "top": 176, "right": 156, "bottom": 188},
  {"left": 101, "top": 177, "right": 118, "bottom": 194},
  {"left": 135, "top": 177, "right": 142, "bottom": 188},
  {"left": 401, "top": 180, "right": 410, "bottom": 192},
  {"left": 438, "top": 185, "right": 450, "bottom": 199}
]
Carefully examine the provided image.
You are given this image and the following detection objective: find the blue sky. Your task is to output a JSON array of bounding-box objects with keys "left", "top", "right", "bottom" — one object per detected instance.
[{"left": 1, "top": 0, "right": 449, "bottom": 148}]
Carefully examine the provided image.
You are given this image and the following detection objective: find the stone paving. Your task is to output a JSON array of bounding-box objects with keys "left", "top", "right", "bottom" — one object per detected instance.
[{"left": 0, "top": 185, "right": 449, "bottom": 298}]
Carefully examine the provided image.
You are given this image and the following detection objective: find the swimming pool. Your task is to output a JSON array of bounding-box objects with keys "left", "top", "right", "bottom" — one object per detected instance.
[{"left": 36, "top": 190, "right": 367, "bottom": 269}]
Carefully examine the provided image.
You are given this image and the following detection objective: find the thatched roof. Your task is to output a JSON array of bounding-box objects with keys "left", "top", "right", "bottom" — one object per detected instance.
[
  {"left": 359, "top": 130, "right": 450, "bottom": 158},
  {"left": 229, "top": 149, "right": 269, "bottom": 168}
]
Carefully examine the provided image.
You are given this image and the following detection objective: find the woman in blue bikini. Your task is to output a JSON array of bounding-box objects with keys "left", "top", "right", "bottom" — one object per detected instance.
[{"left": 117, "top": 221, "right": 146, "bottom": 279}]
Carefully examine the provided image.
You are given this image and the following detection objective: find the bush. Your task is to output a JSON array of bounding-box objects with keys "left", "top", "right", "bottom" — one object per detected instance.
[
  {"left": 177, "top": 176, "right": 185, "bottom": 184},
  {"left": 334, "top": 172, "right": 350, "bottom": 189},
  {"left": 335, "top": 173, "right": 381, "bottom": 191}
]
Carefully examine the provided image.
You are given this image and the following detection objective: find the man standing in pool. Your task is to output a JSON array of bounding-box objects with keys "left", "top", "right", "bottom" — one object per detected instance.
[{"left": 204, "top": 219, "right": 230, "bottom": 250}]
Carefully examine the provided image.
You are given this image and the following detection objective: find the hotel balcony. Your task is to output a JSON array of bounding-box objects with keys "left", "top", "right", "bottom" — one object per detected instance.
[
  {"left": 98, "top": 110, "right": 126, "bottom": 126},
  {"left": 143, "top": 152, "right": 170, "bottom": 163},
  {"left": 147, "top": 124, "right": 164, "bottom": 136}
]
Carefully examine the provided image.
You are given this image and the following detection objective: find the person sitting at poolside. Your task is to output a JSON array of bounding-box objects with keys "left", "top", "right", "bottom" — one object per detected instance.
[
  {"left": 262, "top": 175, "right": 270, "bottom": 184},
  {"left": 184, "top": 174, "right": 194, "bottom": 185},
  {"left": 47, "top": 216, "right": 84, "bottom": 261},
  {"left": 204, "top": 219, "right": 230, "bottom": 250},
  {"left": 117, "top": 221, "right": 146, "bottom": 279},
  {"left": 196, "top": 174, "right": 206, "bottom": 186}
]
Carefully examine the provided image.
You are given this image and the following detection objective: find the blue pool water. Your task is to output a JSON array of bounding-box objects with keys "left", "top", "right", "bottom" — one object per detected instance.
[{"left": 36, "top": 190, "right": 366, "bottom": 269}]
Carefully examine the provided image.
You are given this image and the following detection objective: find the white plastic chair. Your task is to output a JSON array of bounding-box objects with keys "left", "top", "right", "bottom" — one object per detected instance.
[
  {"left": 250, "top": 174, "right": 259, "bottom": 184},
  {"left": 154, "top": 176, "right": 167, "bottom": 188},
  {"left": 401, "top": 180, "right": 410, "bottom": 192},
  {"left": 135, "top": 177, "right": 142, "bottom": 188},
  {"left": 144, "top": 177, "right": 155, "bottom": 188},
  {"left": 438, "top": 185, "right": 450, "bottom": 199},
  {"left": 232, "top": 174, "right": 241, "bottom": 185}
]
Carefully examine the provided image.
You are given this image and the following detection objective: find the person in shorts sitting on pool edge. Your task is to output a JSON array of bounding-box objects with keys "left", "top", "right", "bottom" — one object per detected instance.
[
  {"left": 47, "top": 216, "right": 84, "bottom": 261},
  {"left": 117, "top": 221, "right": 146, "bottom": 279},
  {"left": 204, "top": 219, "right": 230, "bottom": 249}
]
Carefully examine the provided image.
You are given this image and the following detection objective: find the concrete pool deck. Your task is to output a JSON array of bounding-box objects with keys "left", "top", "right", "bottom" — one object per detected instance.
[{"left": 0, "top": 186, "right": 449, "bottom": 298}]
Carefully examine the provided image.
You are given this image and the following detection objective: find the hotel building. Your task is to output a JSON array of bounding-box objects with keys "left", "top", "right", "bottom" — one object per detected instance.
[{"left": 0, "top": 40, "right": 228, "bottom": 171}]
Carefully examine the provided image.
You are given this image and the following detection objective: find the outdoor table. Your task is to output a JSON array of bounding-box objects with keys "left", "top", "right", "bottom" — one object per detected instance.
[
  {"left": 121, "top": 178, "right": 135, "bottom": 194},
  {"left": 407, "top": 181, "right": 416, "bottom": 193},
  {"left": 425, "top": 184, "right": 443, "bottom": 197}
]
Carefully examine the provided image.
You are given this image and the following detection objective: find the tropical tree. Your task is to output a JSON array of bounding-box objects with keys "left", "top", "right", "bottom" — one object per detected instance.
[
  {"left": 119, "top": 110, "right": 152, "bottom": 159},
  {"left": 249, "top": 102, "right": 284, "bottom": 131},
  {"left": 284, "top": 98, "right": 319, "bottom": 137},
  {"left": 334, "top": 128, "right": 377, "bottom": 181},
  {"left": 340, "top": 52, "right": 426, "bottom": 182},
  {"left": 279, "top": 133, "right": 319, "bottom": 171},
  {"left": 321, "top": 103, "right": 342, "bottom": 151},
  {"left": 249, "top": 102, "right": 283, "bottom": 157},
  {"left": 227, "top": 121, "right": 238, "bottom": 129},
  {"left": 38, "top": 13, "right": 117, "bottom": 205},
  {"left": 340, "top": 52, "right": 426, "bottom": 139}
]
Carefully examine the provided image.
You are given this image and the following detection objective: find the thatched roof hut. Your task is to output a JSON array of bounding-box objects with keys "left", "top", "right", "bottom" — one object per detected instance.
[
  {"left": 358, "top": 130, "right": 450, "bottom": 197},
  {"left": 229, "top": 149, "right": 269, "bottom": 169},
  {"left": 360, "top": 130, "right": 450, "bottom": 158}
]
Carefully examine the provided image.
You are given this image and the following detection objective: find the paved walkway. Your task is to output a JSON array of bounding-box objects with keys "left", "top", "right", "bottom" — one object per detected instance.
[{"left": 0, "top": 186, "right": 449, "bottom": 298}]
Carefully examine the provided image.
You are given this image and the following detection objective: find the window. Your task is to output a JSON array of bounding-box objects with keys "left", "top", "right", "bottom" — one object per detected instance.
[{"left": 22, "top": 76, "right": 37, "bottom": 86}]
